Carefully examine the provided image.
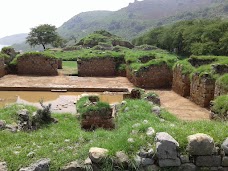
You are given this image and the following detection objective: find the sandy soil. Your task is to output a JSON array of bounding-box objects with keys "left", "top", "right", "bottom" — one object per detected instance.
[{"left": 153, "top": 90, "right": 210, "bottom": 121}]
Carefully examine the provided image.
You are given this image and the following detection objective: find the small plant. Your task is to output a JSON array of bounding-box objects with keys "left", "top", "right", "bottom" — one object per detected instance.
[
  {"left": 32, "top": 101, "right": 53, "bottom": 127},
  {"left": 211, "top": 95, "right": 228, "bottom": 121}
]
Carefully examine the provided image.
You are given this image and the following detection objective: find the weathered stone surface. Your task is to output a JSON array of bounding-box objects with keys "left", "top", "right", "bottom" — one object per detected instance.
[
  {"left": 180, "top": 155, "right": 190, "bottom": 164},
  {"left": 190, "top": 73, "right": 215, "bottom": 107},
  {"left": 0, "top": 162, "right": 8, "bottom": 171},
  {"left": 130, "top": 88, "right": 143, "bottom": 99},
  {"left": 126, "top": 64, "right": 173, "bottom": 89},
  {"left": 222, "top": 138, "right": 228, "bottom": 155},
  {"left": 19, "top": 158, "right": 51, "bottom": 171},
  {"left": 17, "top": 55, "right": 58, "bottom": 76},
  {"left": 61, "top": 161, "right": 84, "bottom": 171},
  {"left": 144, "top": 94, "right": 161, "bottom": 106},
  {"left": 115, "top": 151, "right": 129, "bottom": 167},
  {"left": 172, "top": 64, "right": 191, "bottom": 97},
  {"left": 0, "top": 120, "right": 6, "bottom": 129},
  {"left": 138, "top": 148, "right": 154, "bottom": 158},
  {"left": 17, "top": 109, "right": 30, "bottom": 121},
  {"left": 158, "top": 158, "right": 181, "bottom": 167},
  {"left": 178, "top": 163, "right": 197, "bottom": 171},
  {"left": 195, "top": 156, "right": 221, "bottom": 167},
  {"left": 155, "top": 132, "right": 180, "bottom": 167},
  {"left": 89, "top": 147, "right": 108, "bottom": 164},
  {"left": 187, "top": 133, "right": 214, "bottom": 156},
  {"left": 141, "top": 158, "right": 154, "bottom": 166},
  {"left": 141, "top": 164, "right": 160, "bottom": 171},
  {"left": 222, "top": 156, "right": 228, "bottom": 167},
  {"left": 151, "top": 106, "right": 161, "bottom": 116},
  {"left": 146, "top": 127, "right": 155, "bottom": 137}
]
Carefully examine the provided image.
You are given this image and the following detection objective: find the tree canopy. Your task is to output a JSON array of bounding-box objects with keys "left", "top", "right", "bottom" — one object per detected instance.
[
  {"left": 26, "top": 24, "right": 63, "bottom": 50},
  {"left": 132, "top": 19, "right": 228, "bottom": 56}
]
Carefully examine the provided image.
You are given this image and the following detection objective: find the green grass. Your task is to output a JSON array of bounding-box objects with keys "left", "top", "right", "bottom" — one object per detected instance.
[
  {"left": 125, "top": 50, "right": 178, "bottom": 73},
  {"left": 216, "top": 74, "right": 228, "bottom": 91},
  {"left": 212, "top": 95, "right": 228, "bottom": 118},
  {"left": 1, "top": 101, "right": 228, "bottom": 170},
  {"left": 60, "top": 61, "right": 78, "bottom": 75}
]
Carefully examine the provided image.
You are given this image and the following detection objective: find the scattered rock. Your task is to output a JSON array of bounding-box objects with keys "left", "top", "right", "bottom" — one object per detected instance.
[
  {"left": 138, "top": 148, "right": 154, "bottom": 158},
  {"left": 18, "top": 109, "right": 30, "bottom": 121},
  {"left": 19, "top": 158, "right": 51, "bottom": 171},
  {"left": 143, "top": 120, "right": 148, "bottom": 124},
  {"left": 115, "top": 151, "right": 129, "bottom": 166},
  {"left": 27, "top": 152, "right": 35, "bottom": 158},
  {"left": 144, "top": 94, "right": 161, "bottom": 106},
  {"left": 89, "top": 147, "right": 109, "bottom": 164},
  {"left": 128, "top": 138, "right": 134, "bottom": 143},
  {"left": 141, "top": 158, "right": 154, "bottom": 166},
  {"left": 195, "top": 156, "right": 221, "bottom": 167},
  {"left": 61, "top": 160, "right": 84, "bottom": 171},
  {"left": 0, "top": 120, "right": 6, "bottom": 129},
  {"left": 155, "top": 132, "right": 180, "bottom": 167},
  {"left": 152, "top": 106, "right": 161, "bottom": 116},
  {"left": 0, "top": 162, "right": 7, "bottom": 171},
  {"left": 124, "top": 107, "right": 129, "bottom": 113},
  {"left": 84, "top": 157, "right": 92, "bottom": 165},
  {"left": 5, "top": 124, "right": 17, "bottom": 133},
  {"left": 222, "top": 138, "right": 228, "bottom": 155},
  {"left": 132, "top": 123, "right": 141, "bottom": 128},
  {"left": 130, "top": 89, "right": 143, "bottom": 99},
  {"left": 178, "top": 163, "right": 198, "bottom": 171},
  {"left": 146, "top": 127, "right": 155, "bottom": 136},
  {"left": 187, "top": 133, "right": 215, "bottom": 156}
]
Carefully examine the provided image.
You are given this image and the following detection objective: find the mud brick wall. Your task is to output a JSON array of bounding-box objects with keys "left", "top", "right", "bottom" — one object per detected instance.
[
  {"left": 17, "top": 56, "right": 58, "bottom": 76},
  {"left": 126, "top": 64, "right": 173, "bottom": 88},
  {"left": 0, "top": 58, "right": 5, "bottom": 77},
  {"left": 172, "top": 64, "right": 191, "bottom": 97},
  {"left": 78, "top": 58, "right": 117, "bottom": 77},
  {"left": 190, "top": 74, "right": 215, "bottom": 107}
]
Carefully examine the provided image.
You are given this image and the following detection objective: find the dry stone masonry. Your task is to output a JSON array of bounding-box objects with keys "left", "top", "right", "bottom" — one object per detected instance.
[{"left": 17, "top": 55, "right": 58, "bottom": 76}]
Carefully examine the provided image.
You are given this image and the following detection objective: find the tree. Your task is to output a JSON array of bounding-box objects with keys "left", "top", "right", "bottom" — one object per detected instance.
[{"left": 26, "top": 24, "right": 62, "bottom": 50}]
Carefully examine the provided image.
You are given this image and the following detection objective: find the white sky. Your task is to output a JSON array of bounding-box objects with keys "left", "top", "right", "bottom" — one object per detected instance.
[{"left": 0, "top": 0, "right": 135, "bottom": 38}]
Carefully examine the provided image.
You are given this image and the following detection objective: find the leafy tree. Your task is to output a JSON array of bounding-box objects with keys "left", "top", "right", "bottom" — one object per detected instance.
[{"left": 26, "top": 24, "right": 62, "bottom": 50}]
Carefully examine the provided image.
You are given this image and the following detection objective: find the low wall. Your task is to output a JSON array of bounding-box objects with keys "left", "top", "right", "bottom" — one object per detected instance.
[
  {"left": 17, "top": 56, "right": 58, "bottom": 76},
  {"left": 126, "top": 64, "right": 173, "bottom": 88},
  {"left": 172, "top": 64, "right": 191, "bottom": 97},
  {"left": 190, "top": 73, "right": 215, "bottom": 107},
  {"left": 78, "top": 58, "right": 117, "bottom": 77}
]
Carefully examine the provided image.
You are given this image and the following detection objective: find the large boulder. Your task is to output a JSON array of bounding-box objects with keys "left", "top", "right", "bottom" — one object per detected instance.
[
  {"left": 222, "top": 138, "right": 228, "bottom": 155},
  {"left": 187, "top": 133, "right": 214, "bottom": 156},
  {"left": 19, "top": 158, "right": 50, "bottom": 171},
  {"left": 89, "top": 147, "right": 109, "bottom": 164},
  {"left": 155, "top": 132, "right": 181, "bottom": 167}
]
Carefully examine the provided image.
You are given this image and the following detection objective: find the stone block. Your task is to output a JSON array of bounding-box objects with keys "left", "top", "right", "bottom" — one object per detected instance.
[{"left": 195, "top": 156, "right": 221, "bottom": 167}]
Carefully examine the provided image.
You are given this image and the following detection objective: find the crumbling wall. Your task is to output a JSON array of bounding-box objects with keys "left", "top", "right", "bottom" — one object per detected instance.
[
  {"left": 126, "top": 64, "right": 173, "bottom": 88},
  {"left": 17, "top": 56, "right": 58, "bottom": 76},
  {"left": 78, "top": 58, "right": 118, "bottom": 77},
  {"left": 172, "top": 64, "right": 191, "bottom": 97},
  {"left": 190, "top": 73, "right": 215, "bottom": 107}
]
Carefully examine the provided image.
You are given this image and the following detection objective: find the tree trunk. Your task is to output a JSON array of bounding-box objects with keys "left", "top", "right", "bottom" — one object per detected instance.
[{"left": 42, "top": 44, "right": 46, "bottom": 50}]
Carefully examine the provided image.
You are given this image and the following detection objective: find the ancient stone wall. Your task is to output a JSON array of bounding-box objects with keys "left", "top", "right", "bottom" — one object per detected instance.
[
  {"left": 126, "top": 64, "right": 173, "bottom": 88},
  {"left": 17, "top": 56, "right": 58, "bottom": 76},
  {"left": 190, "top": 73, "right": 215, "bottom": 107},
  {"left": 77, "top": 58, "right": 118, "bottom": 77},
  {"left": 172, "top": 64, "right": 191, "bottom": 97},
  {"left": 0, "top": 58, "right": 5, "bottom": 77}
]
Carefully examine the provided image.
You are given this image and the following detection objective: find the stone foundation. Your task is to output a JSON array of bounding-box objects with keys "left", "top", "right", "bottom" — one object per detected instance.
[
  {"left": 190, "top": 73, "right": 215, "bottom": 107},
  {"left": 126, "top": 64, "right": 173, "bottom": 88},
  {"left": 17, "top": 55, "right": 58, "bottom": 76},
  {"left": 172, "top": 64, "right": 191, "bottom": 97}
]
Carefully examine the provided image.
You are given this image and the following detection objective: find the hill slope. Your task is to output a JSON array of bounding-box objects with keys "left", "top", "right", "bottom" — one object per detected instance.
[
  {"left": 0, "top": 33, "right": 27, "bottom": 45},
  {"left": 57, "top": 0, "right": 228, "bottom": 41}
]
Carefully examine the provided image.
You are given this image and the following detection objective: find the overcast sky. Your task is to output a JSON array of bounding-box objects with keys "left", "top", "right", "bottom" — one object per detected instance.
[{"left": 0, "top": 0, "right": 135, "bottom": 39}]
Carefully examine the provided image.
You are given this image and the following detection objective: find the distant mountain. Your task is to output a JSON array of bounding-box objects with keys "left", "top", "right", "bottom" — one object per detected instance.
[
  {"left": 12, "top": 0, "right": 228, "bottom": 51},
  {"left": 0, "top": 33, "right": 27, "bottom": 45},
  {"left": 58, "top": 0, "right": 228, "bottom": 42}
]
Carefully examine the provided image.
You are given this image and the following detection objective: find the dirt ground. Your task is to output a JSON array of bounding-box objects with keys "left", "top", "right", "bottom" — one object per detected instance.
[
  {"left": 153, "top": 90, "right": 210, "bottom": 121},
  {"left": 0, "top": 75, "right": 210, "bottom": 121}
]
